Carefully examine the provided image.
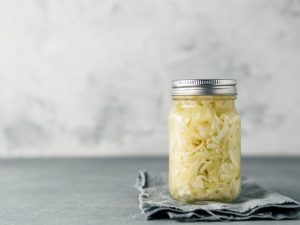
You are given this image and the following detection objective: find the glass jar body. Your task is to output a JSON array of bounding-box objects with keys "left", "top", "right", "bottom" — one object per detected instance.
[{"left": 169, "top": 96, "right": 241, "bottom": 203}]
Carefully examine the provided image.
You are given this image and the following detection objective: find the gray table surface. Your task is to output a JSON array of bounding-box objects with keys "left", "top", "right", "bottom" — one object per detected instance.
[{"left": 0, "top": 157, "right": 299, "bottom": 225}]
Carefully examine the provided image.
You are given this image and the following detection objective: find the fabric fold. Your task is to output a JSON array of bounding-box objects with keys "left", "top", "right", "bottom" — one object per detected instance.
[{"left": 135, "top": 171, "right": 300, "bottom": 221}]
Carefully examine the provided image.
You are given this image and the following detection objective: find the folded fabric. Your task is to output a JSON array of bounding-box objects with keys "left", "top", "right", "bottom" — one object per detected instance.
[{"left": 135, "top": 171, "right": 300, "bottom": 221}]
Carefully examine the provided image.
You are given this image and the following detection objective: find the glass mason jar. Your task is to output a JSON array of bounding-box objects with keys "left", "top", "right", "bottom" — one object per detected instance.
[{"left": 169, "top": 79, "right": 241, "bottom": 203}]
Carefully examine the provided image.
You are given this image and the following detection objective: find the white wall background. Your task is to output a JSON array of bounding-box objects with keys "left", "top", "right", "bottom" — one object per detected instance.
[{"left": 0, "top": 0, "right": 299, "bottom": 157}]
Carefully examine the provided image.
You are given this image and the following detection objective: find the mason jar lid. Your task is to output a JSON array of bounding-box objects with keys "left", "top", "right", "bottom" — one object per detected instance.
[{"left": 172, "top": 79, "right": 237, "bottom": 96}]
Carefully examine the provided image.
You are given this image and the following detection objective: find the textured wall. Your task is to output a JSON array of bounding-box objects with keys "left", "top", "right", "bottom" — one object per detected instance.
[{"left": 0, "top": 0, "right": 299, "bottom": 157}]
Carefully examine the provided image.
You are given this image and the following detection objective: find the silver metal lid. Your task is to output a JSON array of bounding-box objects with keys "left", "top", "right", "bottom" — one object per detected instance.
[{"left": 172, "top": 79, "right": 237, "bottom": 96}]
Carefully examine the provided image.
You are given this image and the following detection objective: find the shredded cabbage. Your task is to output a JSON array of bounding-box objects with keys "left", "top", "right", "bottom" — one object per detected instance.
[{"left": 169, "top": 96, "right": 241, "bottom": 203}]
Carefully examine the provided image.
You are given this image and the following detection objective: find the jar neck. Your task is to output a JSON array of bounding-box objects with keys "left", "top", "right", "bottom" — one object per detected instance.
[
  {"left": 172, "top": 95, "right": 236, "bottom": 101},
  {"left": 171, "top": 95, "right": 237, "bottom": 112}
]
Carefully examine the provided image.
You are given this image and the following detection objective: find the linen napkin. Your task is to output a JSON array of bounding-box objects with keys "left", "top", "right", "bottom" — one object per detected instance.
[{"left": 135, "top": 171, "right": 300, "bottom": 221}]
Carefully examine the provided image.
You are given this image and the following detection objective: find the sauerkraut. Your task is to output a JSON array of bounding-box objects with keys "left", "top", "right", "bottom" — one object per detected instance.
[{"left": 169, "top": 96, "right": 241, "bottom": 203}]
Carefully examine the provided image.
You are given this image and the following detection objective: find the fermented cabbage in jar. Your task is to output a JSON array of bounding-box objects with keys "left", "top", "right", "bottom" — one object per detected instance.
[{"left": 169, "top": 96, "right": 241, "bottom": 203}]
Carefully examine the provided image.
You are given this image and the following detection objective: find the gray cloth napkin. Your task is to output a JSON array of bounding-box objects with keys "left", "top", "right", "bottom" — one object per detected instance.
[{"left": 135, "top": 171, "right": 300, "bottom": 221}]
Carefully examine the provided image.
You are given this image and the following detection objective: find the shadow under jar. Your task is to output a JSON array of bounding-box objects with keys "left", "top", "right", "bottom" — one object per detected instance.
[{"left": 169, "top": 79, "right": 241, "bottom": 203}]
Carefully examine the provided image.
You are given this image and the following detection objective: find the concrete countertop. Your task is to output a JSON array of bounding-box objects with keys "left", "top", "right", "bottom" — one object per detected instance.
[{"left": 0, "top": 157, "right": 299, "bottom": 225}]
